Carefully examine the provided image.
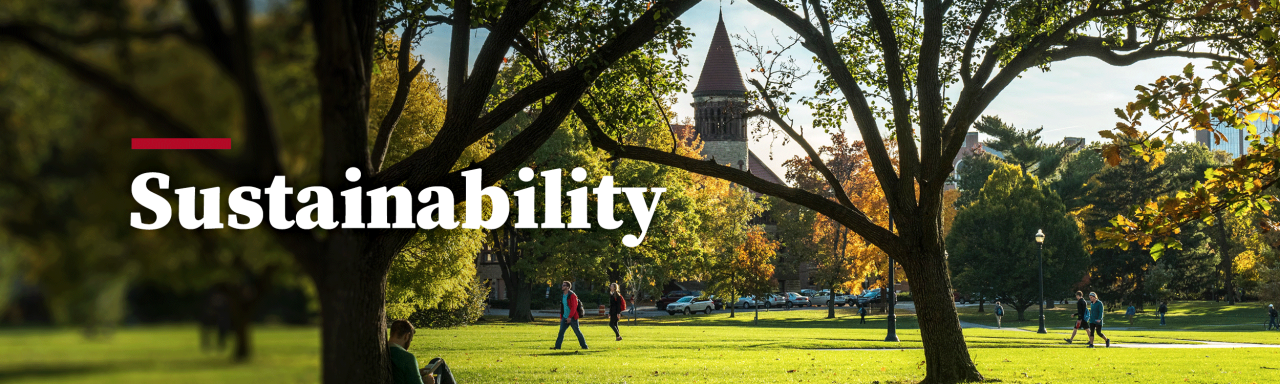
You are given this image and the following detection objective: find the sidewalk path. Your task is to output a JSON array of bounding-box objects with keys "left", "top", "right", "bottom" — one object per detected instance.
[
  {"left": 958, "top": 320, "right": 1032, "bottom": 332},
  {"left": 957, "top": 318, "right": 1280, "bottom": 348}
]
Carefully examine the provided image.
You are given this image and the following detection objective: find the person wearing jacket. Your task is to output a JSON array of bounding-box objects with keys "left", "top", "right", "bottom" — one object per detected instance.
[
  {"left": 993, "top": 301, "right": 1005, "bottom": 328},
  {"left": 608, "top": 283, "right": 627, "bottom": 341},
  {"left": 552, "top": 281, "right": 588, "bottom": 350},
  {"left": 1065, "top": 291, "right": 1089, "bottom": 344},
  {"left": 1267, "top": 304, "right": 1278, "bottom": 331},
  {"left": 1158, "top": 301, "right": 1168, "bottom": 326},
  {"left": 1086, "top": 292, "right": 1110, "bottom": 348}
]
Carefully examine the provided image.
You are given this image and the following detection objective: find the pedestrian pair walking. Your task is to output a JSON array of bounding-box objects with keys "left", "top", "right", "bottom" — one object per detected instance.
[
  {"left": 1064, "top": 291, "right": 1109, "bottom": 347},
  {"left": 551, "top": 281, "right": 629, "bottom": 350}
]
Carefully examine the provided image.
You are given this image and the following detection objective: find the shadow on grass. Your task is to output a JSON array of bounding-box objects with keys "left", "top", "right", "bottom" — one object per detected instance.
[
  {"left": 532, "top": 350, "right": 604, "bottom": 357},
  {"left": 0, "top": 363, "right": 121, "bottom": 381},
  {"left": 0, "top": 359, "right": 237, "bottom": 381}
]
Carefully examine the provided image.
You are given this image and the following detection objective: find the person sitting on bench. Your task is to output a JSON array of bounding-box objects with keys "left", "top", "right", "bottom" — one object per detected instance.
[{"left": 389, "top": 319, "right": 457, "bottom": 384}]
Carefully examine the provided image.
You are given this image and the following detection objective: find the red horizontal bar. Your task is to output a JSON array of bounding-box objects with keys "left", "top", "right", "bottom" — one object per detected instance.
[{"left": 132, "top": 138, "right": 231, "bottom": 150}]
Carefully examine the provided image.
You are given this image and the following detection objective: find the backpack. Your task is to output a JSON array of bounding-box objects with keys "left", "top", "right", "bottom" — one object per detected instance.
[
  {"left": 619, "top": 295, "right": 628, "bottom": 312},
  {"left": 995, "top": 306, "right": 1004, "bottom": 316},
  {"left": 574, "top": 292, "right": 585, "bottom": 318}
]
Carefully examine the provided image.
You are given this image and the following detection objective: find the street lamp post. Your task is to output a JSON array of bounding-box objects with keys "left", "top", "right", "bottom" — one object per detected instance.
[{"left": 1035, "top": 229, "right": 1047, "bottom": 334}]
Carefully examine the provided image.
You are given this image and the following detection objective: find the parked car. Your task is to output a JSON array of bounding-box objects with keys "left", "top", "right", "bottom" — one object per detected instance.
[
  {"left": 736, "top": 295, "right": 760, "bottom": 309},
  {"left": 785, "top": 292, "right": 811, "bottom": 307},
  {"left": 666, "top": 296, "right": 716, "bottom": 315},
  {"left": 657, "top": 290, "right": 696, "bottom": 310},
  {"left": 857, "top": 289, "right": 884, "bottom": 307},
  {"left": 956, "top": 293, "right": 986, "bottom": 304},
  {"left": 799, "top": 289, "right": 821, "bottom": 298},
  {"left": 814, "top": 290, "right": 850, "bottom": 306},
  {"left": 697, "top": 294, "right": 726, "bottom": 310},
  {"left": 759, "top": 293, "right": 789, "bottom": 308}
]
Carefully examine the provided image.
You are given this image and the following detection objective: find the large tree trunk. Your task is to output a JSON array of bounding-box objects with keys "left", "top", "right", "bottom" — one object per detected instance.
[
  {"left": 507, "top": 278, "right": 535, "bottom": 322},
  {"left": 229, "top": 302, "right": 252, "bottom": 362},
  {"left": 495, "top": 227, "right": 534, "bottom": 322},
  {"left": 1212, "top": 210, "right": 1237, "bottom": 304},
  {"left": 827, "top": 289, "right": 836, "bottom": 319},
  {"left": 898, "top": 248, "right": 983, "bottom": 384},
  {"left": 316, "top": 234, "right": 393, "bottom": 384}
]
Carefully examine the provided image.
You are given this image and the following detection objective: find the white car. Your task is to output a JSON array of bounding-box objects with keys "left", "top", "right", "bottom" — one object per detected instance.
[
  {"left": 759, "top": 293, "right": 789, "bottom": 308},
  {"left": 784, "top": 292, "right": 811, "bottom": 307},
  {"left": 666, "top": 296, "right": 716, "bottom": 315},
  {"left": 814, "top": 290, "right": 850, "bottom": 306}
]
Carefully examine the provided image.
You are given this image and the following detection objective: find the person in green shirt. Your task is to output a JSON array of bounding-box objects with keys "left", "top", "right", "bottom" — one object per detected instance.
[
  {"left": 1085, "top": 292, "right": 1110, "bottom": 348},
  {"left": 388, "top": 320, "right": 458, "bottom": 384}
]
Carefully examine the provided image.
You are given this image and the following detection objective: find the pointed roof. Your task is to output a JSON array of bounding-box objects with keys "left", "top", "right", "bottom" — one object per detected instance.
[
  {"left": 693, "top": 13, "right": 747, "bottom": 96},
  {"left": 748, "top": 151, "right": 784, "bottom": 185}
]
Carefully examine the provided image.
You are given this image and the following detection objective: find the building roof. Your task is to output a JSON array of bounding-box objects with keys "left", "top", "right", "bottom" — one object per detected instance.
[
  {"left": 692, "top": 13, "right": 747, "bottom": 96},
  {"left": 748, "top": 151, "right": 784, "bottom": 185}
]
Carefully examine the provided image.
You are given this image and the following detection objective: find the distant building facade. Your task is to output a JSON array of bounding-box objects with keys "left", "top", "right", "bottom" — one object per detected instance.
[{"left": 1194, "top": 111, "right": 1278, "bottom": 158}]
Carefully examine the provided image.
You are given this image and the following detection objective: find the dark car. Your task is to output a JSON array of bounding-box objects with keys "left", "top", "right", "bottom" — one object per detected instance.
[
  {"left": 857, "top": 289, "right": 884, "bottom": 307},
  {"left": 657, "top": 290, "right": 697, "bottom": 310},
  {"left": 700, "top": 294, "right": 726, "bottom": 310}
]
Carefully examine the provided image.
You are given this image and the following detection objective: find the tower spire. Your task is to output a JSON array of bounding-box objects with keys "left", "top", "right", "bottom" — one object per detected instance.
[{"left": 692, "top": 11, "right": 746, "bottom": 97}]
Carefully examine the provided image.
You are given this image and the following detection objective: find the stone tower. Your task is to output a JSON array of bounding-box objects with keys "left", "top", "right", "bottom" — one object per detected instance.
[{"left": 692, "top": 13, "right": 749, "bottom": 171}]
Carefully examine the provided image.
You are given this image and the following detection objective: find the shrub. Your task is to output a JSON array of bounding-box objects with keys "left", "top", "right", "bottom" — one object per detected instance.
[{"left": 408, "top": 277, "right": 490, "bottom": 329}]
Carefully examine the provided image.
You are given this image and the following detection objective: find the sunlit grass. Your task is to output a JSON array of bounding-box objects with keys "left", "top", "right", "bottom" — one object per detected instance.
[{"left": 1, "top": 301, "right": 1277, "bottom": 383}]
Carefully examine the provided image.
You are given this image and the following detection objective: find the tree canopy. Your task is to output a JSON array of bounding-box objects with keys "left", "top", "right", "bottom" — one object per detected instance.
[{"left": 947, "top": 163, "right": 1088, "bottom": 319}]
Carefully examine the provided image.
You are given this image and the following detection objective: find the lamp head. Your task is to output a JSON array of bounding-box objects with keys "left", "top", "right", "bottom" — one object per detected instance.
[{"left": 1034, "top": 229, "right": 1045, "bottom": 244}]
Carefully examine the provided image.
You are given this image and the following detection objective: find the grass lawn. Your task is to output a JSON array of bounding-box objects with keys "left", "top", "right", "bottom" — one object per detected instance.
[{"left": 2, "top": 302, "right": 1277, "bottom": 383}]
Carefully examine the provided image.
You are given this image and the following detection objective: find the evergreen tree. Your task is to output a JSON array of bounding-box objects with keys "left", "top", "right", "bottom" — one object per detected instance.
[{"left": 948, "top": 164, "right": 1088, "bottom": 321}]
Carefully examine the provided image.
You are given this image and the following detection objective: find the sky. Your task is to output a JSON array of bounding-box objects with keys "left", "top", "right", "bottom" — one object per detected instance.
[{"left": 414, "top": 1, "right": 1213, "bottom": 176}]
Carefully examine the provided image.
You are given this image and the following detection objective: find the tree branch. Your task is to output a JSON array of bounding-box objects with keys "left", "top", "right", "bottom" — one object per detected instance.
[
  {"left": 745, "top": 79, "right": 859, "bottom": 212},
  {"left": 0, "top": 23, "right": 242, "bottom": 180},
  {"left": 866, "top": 0, "right": 923, "bottom": 212},
  {"left": 371, "top": 21, "right": 425, "bottom": 172},
  {"left": 446, "top": 0, "right": 472, "bottom": 109},
  {"left": 960, "top": 0, "right": 996, "bottom": 86},
  {"left": 580, "top": 103, "right": 905, "bottom": 258},
  {"left": 748, "top": 0, "right": 902, "bottom": 208},
  {"left": 375, "top": 0, "right": 702, "bottom": 188}
]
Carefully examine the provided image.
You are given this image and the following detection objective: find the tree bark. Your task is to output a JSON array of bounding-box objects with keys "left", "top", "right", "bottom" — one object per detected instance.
[
  {"left": 229, "top": 300, "right": 252, "bottom": 362},
  {"left": 898, "top": 248, "right": 984, "bottom": 384},
  {"left": 507, "top": 279, "right": 535, "bottom": 322},
  {"left": 315, "top": 233, "right": 395, "bottom": 384},
  {"left": 827, "top": 289, "right": 836, "bottom": 319},
  {"left": 1212, "top": 210, "right": 1237, "bottom": 305}
]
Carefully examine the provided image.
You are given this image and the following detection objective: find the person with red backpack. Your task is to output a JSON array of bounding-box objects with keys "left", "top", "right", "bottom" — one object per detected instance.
[
  {"left": 608, "top": 283, "right": 627, "bottom": 341},
  {"left": 552, "top": 281, "right": 588, "bottom": 350}
]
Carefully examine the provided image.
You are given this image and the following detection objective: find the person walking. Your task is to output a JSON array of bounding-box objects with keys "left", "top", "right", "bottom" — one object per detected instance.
[
  {"left": 1158, "top": 301, "right": 1168, "bottom": 326},
  {"left": 1065, "top": 291, "right": 1089, "bottom": 344},
  {"left": 1086, "top": 292, "right": 1110, "bottom": 348},
  {"left": 1267, "top": 304, "right": 1278, "bottom": 331},
  {"left": 1125, "top": 303, "right": 1136, "bottom": 325},
  {"left": 551, "top": 281, "right": 588, "bottom": 350},
  {"left": 993, "top": 301, "right": 1005, "bottom": 329},
  {"left": 608, "top": 283, "right": 627, "bottom": 341},
  {"left": 858, "top": 303, "right": 868, "bottom": 324}
]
